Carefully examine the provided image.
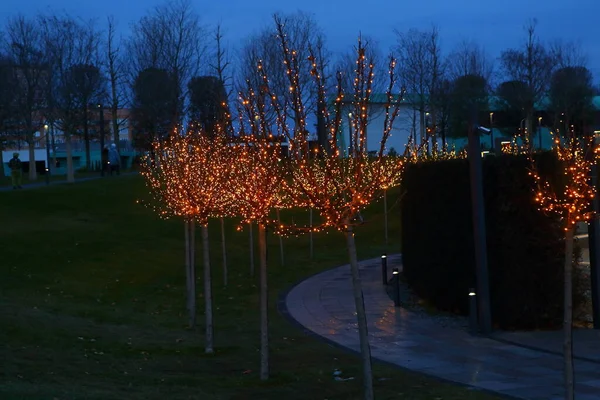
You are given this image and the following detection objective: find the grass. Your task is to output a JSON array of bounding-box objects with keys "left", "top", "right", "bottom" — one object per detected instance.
[
  {"left": 0, "top": 169, "right": 102, "bottom": 187},
  {"left": 0, "top": 176, "right": 502, "bottom": 400}
]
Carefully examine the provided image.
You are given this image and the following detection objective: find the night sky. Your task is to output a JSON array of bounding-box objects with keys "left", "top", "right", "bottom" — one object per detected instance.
[{"left": 1, "top": 0, "right": 599, "bottom": 81}]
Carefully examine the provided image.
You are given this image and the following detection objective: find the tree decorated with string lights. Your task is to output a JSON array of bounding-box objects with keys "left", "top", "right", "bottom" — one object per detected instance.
[
  {"left": 246, "top": 17, "right": 405, "bottom": 398},
  {"left": 529, "top": 133, "right": 598, "bottom": 400},
  {"left": 139, "top": 129, "right": 234, "bottom": 354},
  {"left": 231, "top": 82, "right": 288, "bottom": 381}
]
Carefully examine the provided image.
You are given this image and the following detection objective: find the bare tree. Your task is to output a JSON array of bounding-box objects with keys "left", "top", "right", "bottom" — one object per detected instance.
[
  {"left": 549, "top": 39, "right": 589, "bottom": 69},
  {"left": 336, "top": 35, "right": 387, "bottom": 133},
  {"left": 237, "top": 11, "right": 328, "bottom": 133},
  {"left": 0, "top": 54, "right": 18, "bottom": 169},
  {"left": 394, "top": 26, "right": 443, "bottom": 152},
  {"left": 105, "top": 16, "right": 129, "bottom": 150},
  {"left": 4, "top": 15, "right": 49, "bottom": 181},
  {"left": 210, "top": 24, "right": 232, "bottom": 97},
  {"left": 500, "top": 19, "right": 553, "bottom": 138},
  {"left": 209, "top": 24, "right": 233, "bottom": 284},
  {"left": 41, "top": 14, "right": 99, "bottom": 182},
  {"left": 128, "top": 0, "right": 206, "bottom": 131},
  {"left": 446, "top": 40, "right": 494, "bottom": 82}
]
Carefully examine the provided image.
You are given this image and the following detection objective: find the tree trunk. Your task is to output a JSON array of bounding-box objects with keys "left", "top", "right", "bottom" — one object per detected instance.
[
  {"left": 220, "top": 217, "right": 228, "bottom": 286},
  {"left": 51, "top": 124, "right": 57, "bottom": 172},
  {"left": 202, "top": 224, "right": 214, "bottom": 354},
  {"left": 83, "top": 107, "right": 91, "bottom": 170},
  {"left": 344, "top": 220, "right": 374, "bottom": 400},
  {"left": 258, "top": 223, "right": 269, "bottom": 380},
  {"left": 276, "top": 209, "right": 284, "bottom": 266},
  {"left": 564, "top": 227, "right": 575, "bottom": 400},
  {"left": 111, "top": 109, "right": 119, "bottom": 151},
  {"left": 190, "top": 220, "right": 197, "bottom": 328},
  {"left": 384, "top": 189, "right": 388, "bottom": 248},
  {"left": 249, "top": 222, "right": 255, "bottom": 277},
  {"left": 184, "top": 220, "right": 193, "bottom": 327},
  {"left": 419, "top": 107, "right": 426, "bottom": 149},
  {"left": 309, "top": 208, "right": 314, "bottom": 259},
  {"left": 65, "top": 135, "right": 75, "bottom": 183},
  {"left": 28, "top": 140, "right": 36, "bottom": 181}
]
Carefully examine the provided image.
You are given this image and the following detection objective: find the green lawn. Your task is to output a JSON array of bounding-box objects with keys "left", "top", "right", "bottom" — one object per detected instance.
[
  {"left": 0, "top": 176, "right": 501, "bottom": 400},
  {"left": 0, "top": 169, "right": 102, "bottom": 187}
]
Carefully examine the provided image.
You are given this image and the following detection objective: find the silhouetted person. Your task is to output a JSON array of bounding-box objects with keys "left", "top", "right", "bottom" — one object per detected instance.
[
  {"left": 108, "top": 143, "right": 120, "bottom": 176},
  {"left": 8, "top": 152, "right": 22, "bottom": 189},
  {"left": 101, "top": 145, "right": 109, "bottom": 175}
]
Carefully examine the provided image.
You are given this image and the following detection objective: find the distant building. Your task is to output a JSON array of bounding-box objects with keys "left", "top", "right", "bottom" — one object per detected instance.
[
  {"left": 2, "top": 108, "right": 136, "bottom": 176},
  {"left": 338, "top": 95, "right": 600, "bottom": 154}
]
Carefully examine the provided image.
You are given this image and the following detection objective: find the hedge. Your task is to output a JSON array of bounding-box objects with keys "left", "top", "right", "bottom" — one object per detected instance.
[{"left": 401, "top": 153, "right": 584, "bottom": 330}]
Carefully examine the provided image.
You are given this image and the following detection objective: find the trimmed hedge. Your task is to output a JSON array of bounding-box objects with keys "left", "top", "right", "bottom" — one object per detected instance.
[{"left": 401, "top": 153, "right": 584, "bottom": 330}]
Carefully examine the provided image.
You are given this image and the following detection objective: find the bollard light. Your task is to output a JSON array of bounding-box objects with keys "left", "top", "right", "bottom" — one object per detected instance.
[
  {"left": 381, "top": 254, "right": 388, "bottom": 285},
  {"left": 392, "top": 268, "right": 400, "bottom": 307},
  {"left": 469, "top": 289, "right": 478, "bottom": 334},
  {"left": 45, "top": 168, "right": 49, "bottom": 185}
]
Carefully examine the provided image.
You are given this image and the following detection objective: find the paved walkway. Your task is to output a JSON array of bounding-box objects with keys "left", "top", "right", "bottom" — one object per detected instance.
[{"left": 281, "top": 254, "right": 600, "bottom": 400}]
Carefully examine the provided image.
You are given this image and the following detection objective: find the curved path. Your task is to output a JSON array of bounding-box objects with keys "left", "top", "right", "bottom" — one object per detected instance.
[{"left": 279, "top": 254, "right": 600, "bottom": 400}]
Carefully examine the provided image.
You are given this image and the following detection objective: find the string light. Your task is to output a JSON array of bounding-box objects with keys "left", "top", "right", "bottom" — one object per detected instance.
[
  {"left": 529, "top": 131, "right": 598, "bottom": 231},
  {"left": 138, "top": 127, "right": 236, "bottom": 224},
  {"left": 244, "top": 31, "right": 406, "bottom": 236}
]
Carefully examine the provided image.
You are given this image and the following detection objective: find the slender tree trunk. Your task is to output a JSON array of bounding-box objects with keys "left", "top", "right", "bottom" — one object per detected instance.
[
  {"left": 51, "top": 124, "right": 56, "bottom": 171},
  {"left": 384, "top": 189, "right": 388, "bottom": 248},
  {"left": 220, "top": 217, "right": 228, "bottom": 286},
  {"left": 309, "top": 208, "right": 314, "bottom": 259},
  {"left": 202, "top": 224, "right": 214, "bottom": 354},
  {"left": 344, "top": 220, "right": 374, "bottom": 400},
  {"left": 189, "top": 220, "right": 197, "bottom": 328},
  {"left": 111, "top": 107, "right": 119, "bottom": 150},
  {"left": 276, "top": 209, "right": 284, "bottom": 266},
  {"left": 184, "top": 220, "right": 191, "bottom": 323},
  {"left": 83, "top": 107, "right": 91, "bottom": 170},
  {"left": 28, "top": 139, "right": 36, "bottom": 181},
  {"left": 65, "top": 135, "right": 75, "bottom": 183},
  {"left": 258, "top": 223, "right": 269, "bottom": 380},
  {"left": 419, "top": 107, "right": 426, "bottom": 151},
  {"left": 249, "top": 222, "right": 255, "bottom": 277},
  {"left": 564, "top": 227, "right": 575, "bottom": 400}
]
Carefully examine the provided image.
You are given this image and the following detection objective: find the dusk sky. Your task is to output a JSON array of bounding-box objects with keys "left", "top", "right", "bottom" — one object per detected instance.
[{"left": 1, "top": 0, "right": 599, "bottom": 81}]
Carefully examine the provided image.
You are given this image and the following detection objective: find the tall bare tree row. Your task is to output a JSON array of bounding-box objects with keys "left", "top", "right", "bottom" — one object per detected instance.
[{"left": 127, "top": 0, "right": 206, "bottom": 140}]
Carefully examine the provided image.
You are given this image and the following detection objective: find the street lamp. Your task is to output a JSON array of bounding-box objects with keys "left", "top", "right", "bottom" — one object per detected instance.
[
  {"left": 392, "top": 268, "right": 400, "bottom": 307},
  {"left": 489, "top": 112, "right": 494, "bottom": 151},
  {"left": 44, "top": 124, "right": 50, "bottom": 180},
  {"left": 467, "top": 115, "right": 493, "bottom": 335}
]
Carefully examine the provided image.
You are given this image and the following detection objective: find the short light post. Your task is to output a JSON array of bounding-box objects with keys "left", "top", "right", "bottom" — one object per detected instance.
[
  {"left": 469, "top": 289, "right": 478, "bottom": 334},
  {"left": 381, "top": 254, "right": 388, "bottom": 285},
  {"left": 392, "top": 268, "right": 400, "bottom": 307},
  {"left": 45, "top": 168, "right": 49, "bottom": 185}
]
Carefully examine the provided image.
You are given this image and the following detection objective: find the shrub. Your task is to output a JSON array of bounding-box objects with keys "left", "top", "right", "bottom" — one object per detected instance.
[{"left": 401, "top": 152, "right": 585, "bottom": 330}]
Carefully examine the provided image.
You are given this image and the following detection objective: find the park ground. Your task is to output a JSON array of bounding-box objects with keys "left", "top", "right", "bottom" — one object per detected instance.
[{"left": 0, "top": 175, "right": 502, "bottom": 400}]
